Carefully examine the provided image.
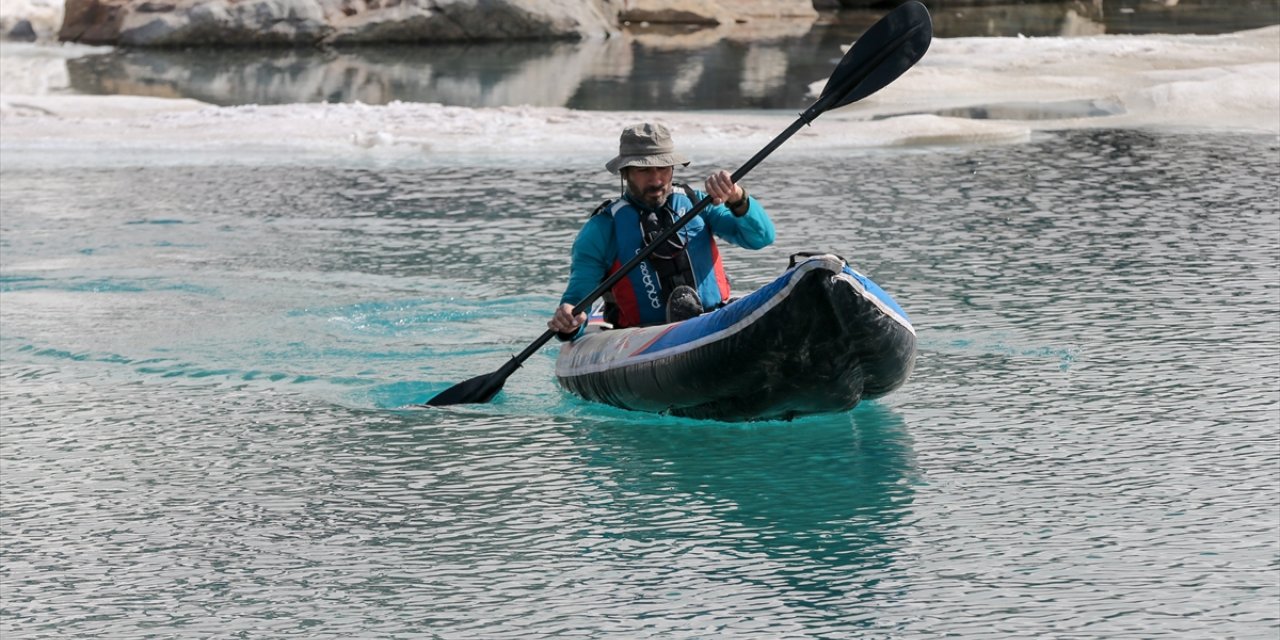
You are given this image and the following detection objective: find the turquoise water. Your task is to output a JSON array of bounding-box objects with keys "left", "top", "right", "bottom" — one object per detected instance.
[{"left": 2, "top": 129, "right": 1278, "bottom": 637}]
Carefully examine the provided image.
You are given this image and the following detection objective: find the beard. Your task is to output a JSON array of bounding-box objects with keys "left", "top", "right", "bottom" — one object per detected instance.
[{"left": 625, "top": 177, "right": 672, "bottom": 208}]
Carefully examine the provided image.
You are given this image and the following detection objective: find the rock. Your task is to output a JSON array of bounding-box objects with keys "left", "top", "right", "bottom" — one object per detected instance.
[
  {"left": 120, "top": 0, "right": 334, "bottom": 46},
  {"left": 54, "top": 0, "right": 822, "bottom": 46},
  {"left": 59, "top": 0, "right": 130, "bottom": 44},
  {"left": 618, "top": 0, "right": 816, "bottom": 26},
  {"left": 1, "top": 0, "right": 65, "bottom": 41},
  {"left": 8, "top": 19, "right": 39, "bottom": 41},
  {"left": 328, "top": 0, "right": 619, "bottom": 44},
  {"left": 628, "top": 16, "right": 812, "bottom": 49},
  {"left": 619, "top": 0, "right": 726, "bottom": 25},
  {"left": 59, "top": 0, "right": 622, "bottom": 46},
  {"left": 730, "top": 0, "right": 818, "bottom": 19}
]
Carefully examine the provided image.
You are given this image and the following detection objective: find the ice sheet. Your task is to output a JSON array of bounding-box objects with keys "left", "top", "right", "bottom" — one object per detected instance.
[
  {"left": 1, "top": 27, "right": 1276, "bottom": 168},
  {"left": 819, "top": 26, "right": 1280, "bottom": 133}
]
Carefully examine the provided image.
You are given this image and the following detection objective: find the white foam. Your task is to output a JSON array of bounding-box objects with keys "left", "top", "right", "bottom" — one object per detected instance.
[{"left": 1, "top": 27, "right": 1276, "bottom": 168}]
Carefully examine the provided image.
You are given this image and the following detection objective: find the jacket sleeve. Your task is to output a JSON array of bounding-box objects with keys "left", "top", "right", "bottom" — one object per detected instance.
[
  {"left": 695, "top": 189, "right": 776, "bottom": 249},
  {"left": 559, "top": 214, "right": 614, "bottom": 308}
]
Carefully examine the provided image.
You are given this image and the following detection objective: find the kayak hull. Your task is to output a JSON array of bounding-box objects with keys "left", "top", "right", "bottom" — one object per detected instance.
[{"left": 554, "top": 255, "right": 916, "bottom": 421}]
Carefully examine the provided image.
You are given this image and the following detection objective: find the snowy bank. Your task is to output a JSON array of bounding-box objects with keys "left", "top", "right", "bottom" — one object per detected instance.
[
  {"left": 0, "top": 98, "right": 1034, "bottom": 169},
  {"left": 818, "top": 26, "right": 1280, "bottom": 135},
  {"left": 1, "top": 27, "right": 1277, "bottom": 168}
]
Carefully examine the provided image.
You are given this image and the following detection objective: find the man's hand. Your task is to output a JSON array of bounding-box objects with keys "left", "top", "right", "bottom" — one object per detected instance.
[
  {"left": 705, "top": 170, "right": 743, "bottom": 205},
  {"left": 549, "top": 303, "right": 587, "bottom": 334}
]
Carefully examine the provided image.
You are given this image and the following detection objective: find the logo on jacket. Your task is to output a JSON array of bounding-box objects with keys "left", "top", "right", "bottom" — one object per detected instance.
[{"left": 636, "top": 250, "right": 662, "bottom": 309}]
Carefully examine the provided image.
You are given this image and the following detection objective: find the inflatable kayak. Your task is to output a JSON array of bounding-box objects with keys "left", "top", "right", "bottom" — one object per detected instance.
[{"left": 555, "top": 254, "right": 916, "bottom": 421}]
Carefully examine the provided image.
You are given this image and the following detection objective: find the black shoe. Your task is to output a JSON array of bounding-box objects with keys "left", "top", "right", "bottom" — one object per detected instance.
[{"left": 666, "top": 285, "right": 704, "bottom": 323}]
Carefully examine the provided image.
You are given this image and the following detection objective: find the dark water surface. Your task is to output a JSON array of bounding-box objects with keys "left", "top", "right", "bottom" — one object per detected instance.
[
  {"left": 59, "top": 0, "right": 1280, "bottom": 110},
  {"left": 2, "top": 129, "right": 1277, "bottom": 637}
]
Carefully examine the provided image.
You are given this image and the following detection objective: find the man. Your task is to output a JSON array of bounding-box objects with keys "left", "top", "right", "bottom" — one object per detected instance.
[{"left": 549, "top": 122, "right": 776, "bottom": 338}]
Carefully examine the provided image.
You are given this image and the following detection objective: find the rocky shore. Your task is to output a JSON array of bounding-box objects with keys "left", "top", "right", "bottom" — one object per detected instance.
[{"left": 4, "top": 0, "right": 826, "bottom": 45}]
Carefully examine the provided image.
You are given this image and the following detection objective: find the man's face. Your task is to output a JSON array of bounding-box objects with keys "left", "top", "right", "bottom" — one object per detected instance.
[{"left": 624, "top": 165, "right": 674, "bottom": 208}]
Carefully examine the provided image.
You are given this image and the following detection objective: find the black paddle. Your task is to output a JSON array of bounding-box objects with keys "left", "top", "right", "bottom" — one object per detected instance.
[{"left": 425, "top": 1, "right": 932, "bottom": 407}]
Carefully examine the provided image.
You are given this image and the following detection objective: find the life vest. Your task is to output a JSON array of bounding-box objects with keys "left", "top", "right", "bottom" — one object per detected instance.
[{"left": 594, "top": 185, "right": 732, "bottom": 328}]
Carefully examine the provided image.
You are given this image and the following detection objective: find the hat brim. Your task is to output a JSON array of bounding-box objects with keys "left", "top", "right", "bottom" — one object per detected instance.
[{"left": 606, "top": 152, "right": 691, "bottom": 174}]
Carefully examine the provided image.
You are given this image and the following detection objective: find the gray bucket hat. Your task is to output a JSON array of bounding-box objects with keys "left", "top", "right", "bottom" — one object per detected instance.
[{"left": 605, "top": 123, "right": 691, "bottom": 174}]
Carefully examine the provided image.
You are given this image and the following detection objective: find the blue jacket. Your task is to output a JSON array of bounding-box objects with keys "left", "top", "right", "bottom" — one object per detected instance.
[{"left": 560, "top": 187, "right": 775, "bottom": 329}]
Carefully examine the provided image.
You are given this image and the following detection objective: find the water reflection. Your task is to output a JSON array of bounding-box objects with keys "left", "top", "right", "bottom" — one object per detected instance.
[
  {"left": 65, "top": 39, "right": 632, "bottom": 107},
  {"left": 59, "top": 1, "right": 1280, "bottom": 110},
  {"left": 576, "top": 404, "right": 918, "bottom": 613}
]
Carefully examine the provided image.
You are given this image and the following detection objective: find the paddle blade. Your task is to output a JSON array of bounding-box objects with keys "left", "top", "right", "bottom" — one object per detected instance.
[
  {"left": 818, "top": 0, "right": 932, "bottom": 111},
  {"left": 424, "top": 369, "right": 508, "bottom": 407}
]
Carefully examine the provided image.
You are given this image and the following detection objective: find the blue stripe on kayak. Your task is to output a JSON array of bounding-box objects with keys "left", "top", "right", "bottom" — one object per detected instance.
[
  {"left": 631, "top": 261, "right": 911, "bottom": 357},
  {"left": 844, "top": 266, "right": 911, "bottom": 324}
]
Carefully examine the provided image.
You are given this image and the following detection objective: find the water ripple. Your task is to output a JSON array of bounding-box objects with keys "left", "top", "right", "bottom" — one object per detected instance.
[{"left": 2, "top": 130, "right": 1277, "bottom": 638}]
